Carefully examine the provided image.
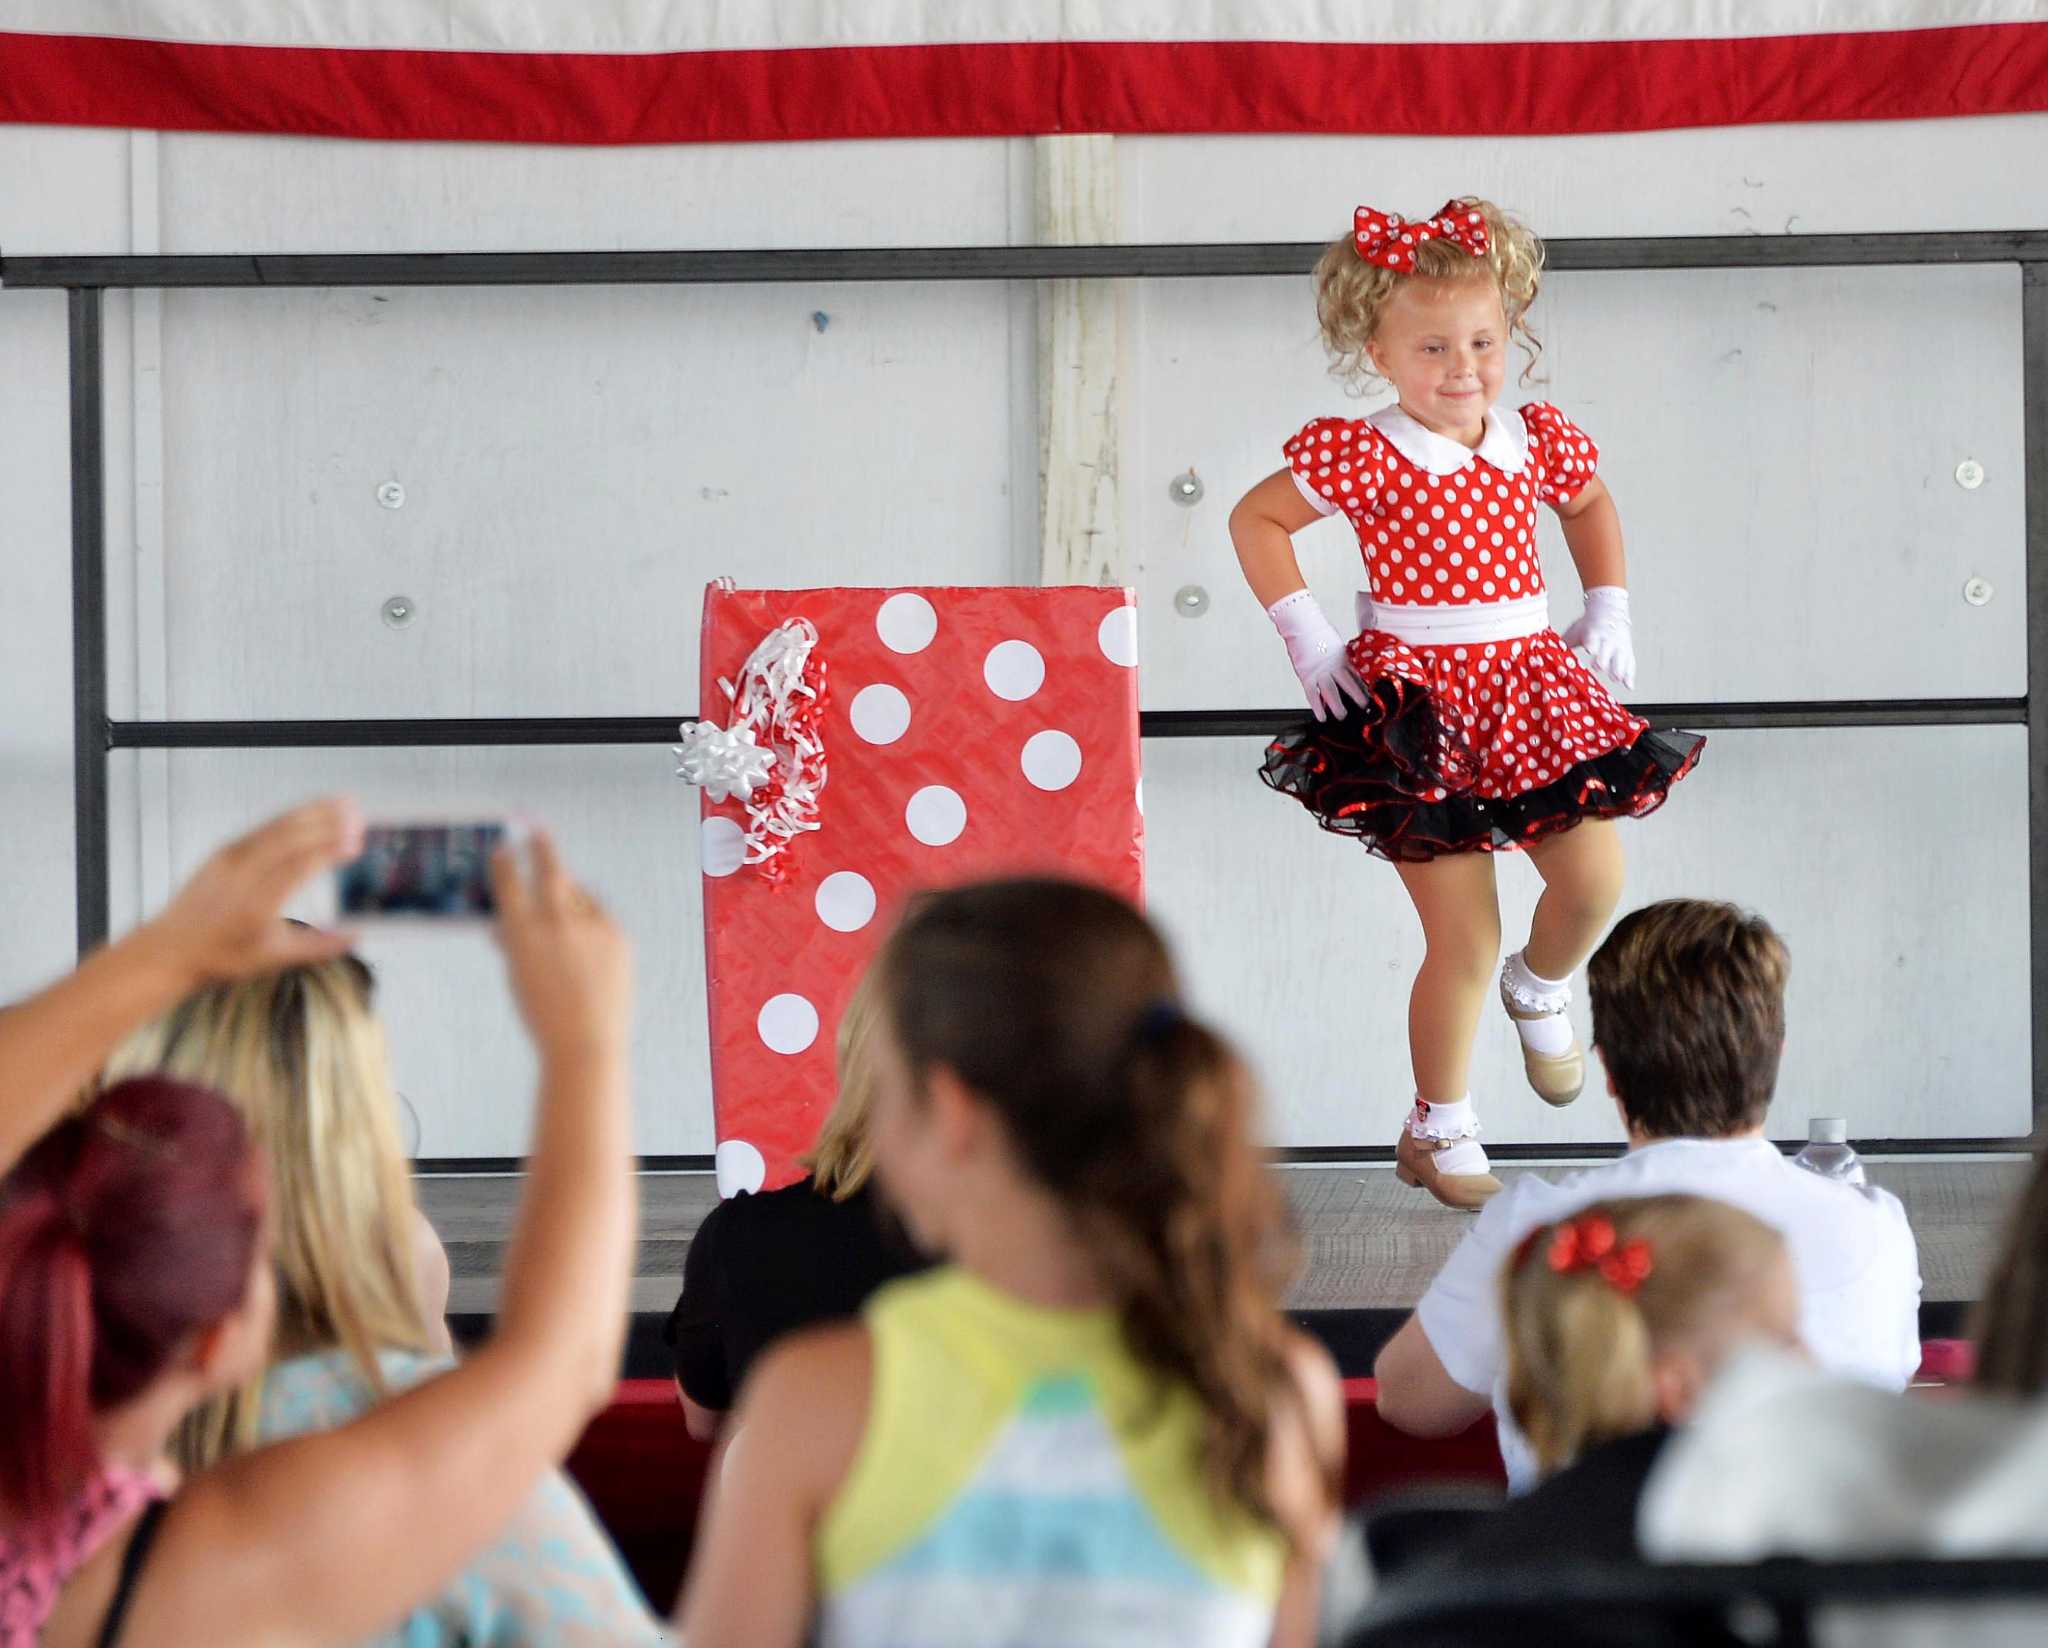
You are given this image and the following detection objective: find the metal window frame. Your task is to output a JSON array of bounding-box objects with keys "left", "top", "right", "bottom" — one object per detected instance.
[{"left": 6, "top": 230, "right": 2045, "bottom": 1168}]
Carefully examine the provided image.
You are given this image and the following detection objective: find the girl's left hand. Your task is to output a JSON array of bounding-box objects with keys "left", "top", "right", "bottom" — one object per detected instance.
[{"left": 1563, "top": 586, "right": 1635, "bottom": 691}]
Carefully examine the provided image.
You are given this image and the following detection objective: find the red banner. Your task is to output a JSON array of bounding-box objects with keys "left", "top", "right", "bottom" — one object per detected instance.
[{"left": 4, "top": 6, "right": 2047, "bottom": 143}]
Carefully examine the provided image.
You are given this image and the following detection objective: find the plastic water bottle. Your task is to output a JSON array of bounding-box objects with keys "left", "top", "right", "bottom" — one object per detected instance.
[{"left": 1792, "top": 1118, "right": 1866, "bottom": 1187}]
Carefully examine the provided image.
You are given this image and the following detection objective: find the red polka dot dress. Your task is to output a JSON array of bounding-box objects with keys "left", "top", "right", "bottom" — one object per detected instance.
[{"left": 1259, "top": 401, "right": 1702, "bottom": 861}]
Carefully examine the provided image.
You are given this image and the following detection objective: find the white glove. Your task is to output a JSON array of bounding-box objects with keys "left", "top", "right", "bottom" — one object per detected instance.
[
  {"left": 1354, "top": 590, "right": 1378, "bottom": 634},
  {"left": 1268, "top": 589, "right": 1370, "bottom": 722},
  {"left": 1562, "top": 585, "right": 1635, "bottom": 691}
]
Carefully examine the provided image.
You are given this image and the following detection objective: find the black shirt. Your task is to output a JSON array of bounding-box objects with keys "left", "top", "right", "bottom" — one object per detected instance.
[
  {"left": 662, "top": 1178, "right": 928, "bottom": 1410},
  {"left": 1450, "top": 1425, "right": 1671, "bottom": 1570}
]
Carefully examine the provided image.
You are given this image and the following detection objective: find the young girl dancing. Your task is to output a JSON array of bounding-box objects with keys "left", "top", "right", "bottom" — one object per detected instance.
[{"left": 1230, "top": 198, "right": 1701, "bottom": 1211}]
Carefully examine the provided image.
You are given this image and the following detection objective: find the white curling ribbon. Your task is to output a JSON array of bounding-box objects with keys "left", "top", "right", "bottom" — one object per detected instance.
[
  {"left": 676, "top": 616, "right": 828, "bottom": 874},
  {"left": 673, "top": 721, "right": 777, "bottom": 804}
]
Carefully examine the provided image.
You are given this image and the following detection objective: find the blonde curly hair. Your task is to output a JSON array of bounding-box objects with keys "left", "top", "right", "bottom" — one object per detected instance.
[{"left": 1314, "top": 197, "right": 1545, "bottom": 393}]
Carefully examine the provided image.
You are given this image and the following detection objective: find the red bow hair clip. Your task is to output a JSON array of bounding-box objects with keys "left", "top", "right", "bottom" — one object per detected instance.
[
  {"left": 1353, "top": 201, "right": 1491, "bottom": 272},
  {"left": 1538, "top": 1213, "right": 1655, "bottom": 1296}
]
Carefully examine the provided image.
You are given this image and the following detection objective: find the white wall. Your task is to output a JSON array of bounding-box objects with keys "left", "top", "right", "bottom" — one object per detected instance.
[{"left": 4, "top": 116, "right": 2043, "bottom": 1156}]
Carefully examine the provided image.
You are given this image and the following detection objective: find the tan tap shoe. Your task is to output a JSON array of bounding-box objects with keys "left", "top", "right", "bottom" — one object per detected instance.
[
  {"left": 1394, "top": 1125, "right": 1502, "bottom": 1212},
  {"left": 1499, "top": 963, "right": 1585, "bottom": 1107}
]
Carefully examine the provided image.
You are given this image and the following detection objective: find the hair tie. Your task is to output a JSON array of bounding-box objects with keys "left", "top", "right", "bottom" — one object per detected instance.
[
  {"left": 1133, "top": 998, "right": 1186, "bottom": 1046},
  {"left": 1352, "top": 201, "right": 1491, "bottom": 272},
  {"left": 1537, "top": 1213, "right": 1654, "bottom": 1296}
]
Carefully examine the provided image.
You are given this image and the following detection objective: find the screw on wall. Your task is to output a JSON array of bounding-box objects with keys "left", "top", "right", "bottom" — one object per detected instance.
[
  {"left": 1964, "top": 577, "right": 1994, "bottom": 607},
  {"left": 381, "top": 595, "right": 417, "bottom": 628},
  {"left": 1167, "top": 470, "right": 1203, "bottom": 506},
  {"left": 1174, "top": 585, "right": 1210, "bottom": 617},
  {"left": 1955, "top": 459, "right": 1985, "bottom": 491},
  {"left": 377, "top": 480, "right": 407, "bottom": 509}
]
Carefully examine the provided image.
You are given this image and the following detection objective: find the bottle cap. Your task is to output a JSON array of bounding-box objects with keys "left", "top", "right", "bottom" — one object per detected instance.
[{"left": 1808, "top": 1117, "right": 1849, "bottom": 1144}]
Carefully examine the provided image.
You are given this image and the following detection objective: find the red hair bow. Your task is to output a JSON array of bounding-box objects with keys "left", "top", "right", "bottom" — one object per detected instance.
[
  {"left": 1353, "top": 201, "right": 1490, "bottom": 271},
  {"left": 1544, "top": 1213, "right": 1655, "bottom": 1296}
]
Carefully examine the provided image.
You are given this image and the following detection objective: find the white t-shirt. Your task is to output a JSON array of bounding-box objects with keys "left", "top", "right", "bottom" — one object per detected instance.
[{"left": 1411, "top": 1136, "right": 1923, "bottom": 1489}]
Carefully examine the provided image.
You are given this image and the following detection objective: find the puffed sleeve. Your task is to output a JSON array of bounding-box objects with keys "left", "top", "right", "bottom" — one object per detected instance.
[
  {"left": 1520, "top": 401, "right": 1600, "bottom": 507},
  {"left": 1283, "top": 416, "right": 1384, "bottom": 522}
]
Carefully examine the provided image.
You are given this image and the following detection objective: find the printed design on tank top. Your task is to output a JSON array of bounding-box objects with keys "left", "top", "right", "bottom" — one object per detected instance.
[{"left": 821, "top": 1370, "right": 1271, "bottom": 1648}]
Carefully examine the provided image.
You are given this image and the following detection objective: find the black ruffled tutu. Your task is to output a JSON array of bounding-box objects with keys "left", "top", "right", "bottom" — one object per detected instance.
[{"left": 1260, "top": 670, "right": 1703, "bottom": 864}]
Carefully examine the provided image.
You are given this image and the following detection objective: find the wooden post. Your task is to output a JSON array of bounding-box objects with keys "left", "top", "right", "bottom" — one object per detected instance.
[{"left": 1034, "top": 135, "right": 1124, "bottom": 587}]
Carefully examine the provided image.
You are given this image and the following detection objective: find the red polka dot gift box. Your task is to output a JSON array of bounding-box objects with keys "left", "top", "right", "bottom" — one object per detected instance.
[{"left": 685, "top": 582, "right": 1145, "bottom": 1195}]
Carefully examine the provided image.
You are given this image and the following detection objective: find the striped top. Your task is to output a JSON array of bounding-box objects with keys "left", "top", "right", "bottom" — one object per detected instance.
[{"left": 816, "top": 1267, "right": 1286, "bottom": 1648}]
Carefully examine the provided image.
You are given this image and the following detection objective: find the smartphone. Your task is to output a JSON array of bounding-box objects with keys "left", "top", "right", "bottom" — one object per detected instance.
[{"left": 336, "top": 820, "right": 519, "bottom": 920}]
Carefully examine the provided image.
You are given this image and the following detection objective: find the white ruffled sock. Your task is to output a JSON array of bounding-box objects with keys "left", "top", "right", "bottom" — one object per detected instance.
[
  {"left": 1409, "top": 1095, "right": 1491, "bottom": 1176},
  {"left": 1502, "top": 950, "right": 1575, "bottom": 1056}
]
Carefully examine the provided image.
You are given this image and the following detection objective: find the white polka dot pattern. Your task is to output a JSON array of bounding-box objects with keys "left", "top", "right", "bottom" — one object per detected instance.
[
  {"left": 1020, "top": 729, "right": 1083, "bottom": 791},
  {"left": 714, "top": 1138, "right": 767, "bottom": 1198},
  {"left": 982, "top": 639, "right": 1046, "bottom": 701},
  {"left": 1096, "top": 605, "right": 1139, "bottom": 668},
  {"left": 874, "top": 592, "right": 938, "bottom": 654},
  {"left": 814, "top": 870, "right": 878, "bottom": 933},
  {"left": 699, "top": 816, "right": 746, "bottom": 878},
  {"left": 757, "top": 993, "right": 820, "bottom": 1055},
  {"left": 904, "top": 784, "right": 968, "bottom": 846},
  {"left": 1282, "top": 402, "right": 1627, "bottom": 797},
  {"left": 849, "top": 682, "right": 912, "bottom": 745}
]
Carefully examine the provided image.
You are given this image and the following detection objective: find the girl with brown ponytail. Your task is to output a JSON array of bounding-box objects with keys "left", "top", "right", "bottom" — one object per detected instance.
[{"left": 680, "top": 877, "right": 1345, "bottom": 1648}]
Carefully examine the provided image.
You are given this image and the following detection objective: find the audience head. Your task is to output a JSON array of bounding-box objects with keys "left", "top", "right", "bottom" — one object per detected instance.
[
  {"left": 1972, "top": 1149, "right": 2048, "bottom": 1397},
  {"left": 0, "top": 1078, "right": 271, "bottom": 1523},
  {"left": 1501, "top": 1194, "right": 1798, "bottom": 1474},
  {"left": 1587, "top": 900, "right": 1790, "bottom": 1139},
  {"left": 102, "top": 949, "right": 429, "bottom": 1467},
  {"left": 869, "top": 877, "right": 1306, "bottom": 1527},
  {"left": 798, "top": 968, "right": 885, "bottom": 1202}
]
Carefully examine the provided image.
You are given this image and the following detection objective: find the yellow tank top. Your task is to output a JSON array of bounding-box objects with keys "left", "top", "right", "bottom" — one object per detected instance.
[{"left": 815, "top": 1266, "right": 1287, "bottom": 1648}]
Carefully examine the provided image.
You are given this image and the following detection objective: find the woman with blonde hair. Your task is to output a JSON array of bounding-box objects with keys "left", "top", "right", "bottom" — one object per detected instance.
[
  {"left": 101, "top": 924, "right": 664, "bottom": 1642},
  {"left": 664, "top": 968, "right": 928, "bottom": 1441},
  {"left": 102, "top": 951, "right": 448, "bottom": 1466}
]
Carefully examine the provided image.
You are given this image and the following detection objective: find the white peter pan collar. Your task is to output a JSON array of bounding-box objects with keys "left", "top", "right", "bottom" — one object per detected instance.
[{"left": 1367, "top": 401, "right": 1528, "bottom": 477}]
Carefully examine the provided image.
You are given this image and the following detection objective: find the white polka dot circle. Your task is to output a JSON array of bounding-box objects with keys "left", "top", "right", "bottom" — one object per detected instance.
[
  {"left": 814, "top": 870, "right": 877, "bottom": 933},
  {"left": 875, "top": 592, "right": 938, "bottom": 654},
  {"left": 1097, "top": 606, "right": 1139, "bottom": 667},
  {"left": 905, "top": 785, "right": 967, "bottom": 846},
  {"left": 699, "top": 816, "right": 746, "bottom": 878},
  {"left": 757, "top": 992, "right": 820, "bottom": 1055},
  {"left": 714, "top": 1139, "right": 766, "bottom": 1199},
  {"left": 1021, "top": 729, "right": 1083, "bottom": 791},
  {"left": 982, "top": 639, "right": 1045, "bottom": 702},
  {"left": 849, "top": 682, "right": 912, "bottom": 745}
]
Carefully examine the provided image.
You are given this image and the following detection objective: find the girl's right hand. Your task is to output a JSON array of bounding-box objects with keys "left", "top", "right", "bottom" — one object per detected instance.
[
  {"left": 491, "top": 831, "right": 632, "bottom": 1067},
  {"left": 1268, "top": 589, "right": 1371, "bottom": 722}
]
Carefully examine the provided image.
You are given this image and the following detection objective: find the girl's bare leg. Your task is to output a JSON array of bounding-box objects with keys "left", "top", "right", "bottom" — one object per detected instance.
[
  {"left": 1393, "top": 852, "right": 1502, "bottom": 1104},
  {"left": 1522, "top": 819, "right": 1626, "bottom": 980},
  {"left": 1392, "top": 851, "right": 1503, "bottom": 1207}
]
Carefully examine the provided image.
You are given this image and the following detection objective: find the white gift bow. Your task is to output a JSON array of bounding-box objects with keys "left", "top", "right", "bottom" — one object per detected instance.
[{"left": 676, "top": 617, "right": 828, "bottom": 872}]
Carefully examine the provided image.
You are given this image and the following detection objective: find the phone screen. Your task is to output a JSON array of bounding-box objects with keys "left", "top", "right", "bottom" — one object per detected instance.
[{"left": 337, "top": 823, "right": 505, "bottom": 918}]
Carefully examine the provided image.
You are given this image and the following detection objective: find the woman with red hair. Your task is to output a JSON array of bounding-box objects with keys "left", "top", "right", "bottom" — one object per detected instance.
[{"left": 0, "top": 801, "right": 643, "bottom": 1648}]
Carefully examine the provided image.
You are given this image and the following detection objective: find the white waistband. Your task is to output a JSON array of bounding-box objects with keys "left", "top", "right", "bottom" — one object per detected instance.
[{"left": 1368, "top": 594, "right": 1550, "bottom": 645}]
